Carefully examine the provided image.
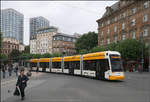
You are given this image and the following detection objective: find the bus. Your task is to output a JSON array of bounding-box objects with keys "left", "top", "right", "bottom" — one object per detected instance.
[{"left": 29, "top": 51, "right": 125, "bottom": 80}]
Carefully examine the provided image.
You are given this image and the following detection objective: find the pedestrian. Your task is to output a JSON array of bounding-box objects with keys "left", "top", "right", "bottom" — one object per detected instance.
[
  {"left": 2, "top": 64, "right": 6, "bottom": 78},
  {"left": 138, "top": 64, "right": 142, "bottom": 73},
  {"left": 16, "top": 67, "right": 29, "bottom": 100},
  {"left": 14, "top": 65, "right": 19, "bottom": 76},
  {"left": 8, "top": 64, "right": 13, "bottom": 76}
]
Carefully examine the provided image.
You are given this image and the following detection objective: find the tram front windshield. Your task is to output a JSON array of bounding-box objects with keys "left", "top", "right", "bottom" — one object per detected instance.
[{"left": 110, "top": 56, "right": 122, "bottom": 72}]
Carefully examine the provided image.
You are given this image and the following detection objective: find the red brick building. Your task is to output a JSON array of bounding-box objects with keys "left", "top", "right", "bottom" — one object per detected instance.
[{"left": 97, "top": 0, "right": 150, "bottom": 46}]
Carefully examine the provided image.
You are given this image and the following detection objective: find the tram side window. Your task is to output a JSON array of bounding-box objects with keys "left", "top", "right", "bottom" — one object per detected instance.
[
  {"left": 83, "top": 60, "right": 97, "bottom": 71},
  {"left": 52, "top": 62, "right": 61, "bottom": 69},
  {"left": 40, "top": 62, "right": 49, "bottom": 68},
  {"left": 73, "top": 61, "right": 80, "bottom": 70},
  {"left": 99, "top": 59, "right": 109, "bottom": 71},
  {"left": 64, "top": 62, "right": 69, "bottom": 69},
  {"left": 31, "top": 63, "right": 37, "bottom": 67}
]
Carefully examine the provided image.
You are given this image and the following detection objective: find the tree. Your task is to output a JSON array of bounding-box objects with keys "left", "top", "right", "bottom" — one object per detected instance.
[
  {"left": 0, "top": 32, "right": 2, "bottom": 50},
  {"left": 79, "top": 49, "right": 88, "bottom": 54},
  {"left": 9, "top": 49, "right": 21, "bottom": 60},
  {"left": 75, "top": 31, "right": 98, "bottom": 53},
  {"left": 51, "top": 53, "right": 62, "bottom": 57},
  {"left": 41, "top": 53, "right": 52, "bottom": 58},
  {"left": 24, "top": 45, "right": 30, "bottom": 53},
  {"left": 32, "top": 54, "right": 42, "bottom": 59},
  {"left": 0, "top": 54, "right": 8, "bottom": 60}
]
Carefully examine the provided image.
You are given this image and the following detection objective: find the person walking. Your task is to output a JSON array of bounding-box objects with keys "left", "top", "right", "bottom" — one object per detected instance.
[
  {"left": 2, "top": 64, "right": 6, "bottom": 78},
  {"left": 8, "top": 64, "right": 13, "bottom": 76},
  {"left": 16, "top": 67, "right": 29, "bottom": 100},
  {"left": 14, "top": 65, "right": 19, "bottom": 76}
]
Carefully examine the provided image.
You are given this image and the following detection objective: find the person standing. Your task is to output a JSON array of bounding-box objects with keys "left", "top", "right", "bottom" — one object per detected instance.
[
  {"left": 16, "top": 68, "right": 29, "bottom": 100},
  {"left": 2, "top": 64, "right": 6, "bottom": 78}
]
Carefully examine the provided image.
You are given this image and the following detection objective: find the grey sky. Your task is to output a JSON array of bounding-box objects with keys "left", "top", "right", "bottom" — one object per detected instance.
[{"left": 1, "top": 1, "right": 118, "bottom": 45}]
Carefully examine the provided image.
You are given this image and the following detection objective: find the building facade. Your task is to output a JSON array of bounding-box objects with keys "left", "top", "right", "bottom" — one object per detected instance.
[
  {"left": 1, "top": 37, "right": 19, "bottom": 56},
  {"left": 52, "top": 33, "right": 77, "bottom": 55},
  {"left": 30, "top": 16, "right": 50, "bottom": 40},
  {"left": 97, "top": 0, "right": 150, "bottom": 46},
  {"left": 30, "top": 27, "right": 77, "bottom": 55},
  {"left": 30, "top": 27, "right": 57, "bottom": 54},
  {"left": 0, "top": 8, "right": 24, "bottom": 44}
]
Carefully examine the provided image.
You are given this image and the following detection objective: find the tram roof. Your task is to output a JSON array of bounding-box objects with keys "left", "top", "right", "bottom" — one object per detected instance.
[
  {"left": 64, "top": 55, "right": 80, "bottom": 62},
  {"left": 39, "top": 58, "right": 50, "bottom": 62},
  {"left": 52, "top": 57, "right": 62, "bottom": 62},
  {"left": 30, "top": 59, "right": 38, "bottom": 63}
]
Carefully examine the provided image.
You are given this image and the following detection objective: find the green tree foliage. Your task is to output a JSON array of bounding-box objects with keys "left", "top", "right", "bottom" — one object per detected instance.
[
  {"left": 32, "top": 54, "right": 42, "bottom": 59},
  {"left": 79, "top": 49, "right": 88, "bottom": 54},
  {"left": 0, "top": 54, "right": 8, "bottom": 60},
  {"left": 90, "top": 39, "right": 147, "bottom": 61},
  {"left": 9, "top": 49, "right": 21, "bottom": 59},
  {"left": 24, "top": 45, "right": 30, "bottom": 53},
  {"left": 41, "top": 53, "right": 52, "bottom": 58},
  {"left": 75, "top": 31, "right": 98, "bottom": 53},
  {"left": 51, "top": 53, "right": 62, "bottom": 57}
]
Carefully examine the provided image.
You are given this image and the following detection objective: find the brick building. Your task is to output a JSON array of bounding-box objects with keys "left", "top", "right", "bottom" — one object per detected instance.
[
  {"left": 97, "top": 0, "right": 150, "bottom": 46},
  {"left": 1, "top": 37, "right": 19, "bottom": 56},
  {"left": 52, "top": 33, "right": 77, "bottom": 56}
]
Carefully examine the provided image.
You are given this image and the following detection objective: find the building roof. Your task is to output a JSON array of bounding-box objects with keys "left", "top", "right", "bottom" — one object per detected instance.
[
  {"left": 54, "top": 33, "right": 77, "bottom": 38},
  {"left": 102, "top": 2, "right": 120, "bottom": 18}
]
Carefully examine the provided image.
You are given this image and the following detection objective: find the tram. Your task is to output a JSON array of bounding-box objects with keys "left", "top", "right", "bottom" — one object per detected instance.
[{"left": 30, "top": 51, "right": 125, "bottom": 80}]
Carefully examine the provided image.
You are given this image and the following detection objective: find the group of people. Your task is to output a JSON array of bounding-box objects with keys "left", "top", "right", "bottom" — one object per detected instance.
[
  {"left": 1, "top": 64, "right": 19, "bottom": 79},
  {"left": 1, "top": 64, "right": 29, "bottom": 100},
  {"left": 129, "top": 64, "right": 143, "bottom": 72}
]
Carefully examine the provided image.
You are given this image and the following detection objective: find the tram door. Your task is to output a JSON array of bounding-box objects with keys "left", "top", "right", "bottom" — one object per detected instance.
[
  {"left": 69, "top": 62, "right": 74, "bottom": 75},
  {"left": 96, "top": 59, "right": 109, "bottom": 80}
]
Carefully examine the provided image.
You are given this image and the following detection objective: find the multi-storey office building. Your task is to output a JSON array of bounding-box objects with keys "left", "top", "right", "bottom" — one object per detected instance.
[
  {"left": 52, "top": 33, "right": 77, "bottom": 55},
  {"left": 0, "top": 8, "right": 24, "bottom": 44},
  {"left": 97, "top": 0, "right": 150, "bottom": 46},
  {"left": 30, "top": 16, "right": 50, "bottom": 40}
]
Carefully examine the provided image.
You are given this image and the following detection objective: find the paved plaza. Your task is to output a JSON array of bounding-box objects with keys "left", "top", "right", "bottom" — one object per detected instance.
[{"left": 1, "top": 71, "right": 150, "bottom": 102}]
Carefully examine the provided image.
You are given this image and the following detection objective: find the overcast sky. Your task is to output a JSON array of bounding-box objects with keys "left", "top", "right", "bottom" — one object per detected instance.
[{"left": 1, "top": 1, "right": 118, "bottom": 45}]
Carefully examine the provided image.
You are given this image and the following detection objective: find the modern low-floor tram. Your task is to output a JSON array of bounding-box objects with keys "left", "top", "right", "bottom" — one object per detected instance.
[{"left": 30, "top": 51, "right": 125, "bottom": 80}]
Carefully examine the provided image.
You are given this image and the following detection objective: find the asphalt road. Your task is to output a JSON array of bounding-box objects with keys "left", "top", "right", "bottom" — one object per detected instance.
[{"left": 1, "top": 72, "right": 150, "bottom": 102}]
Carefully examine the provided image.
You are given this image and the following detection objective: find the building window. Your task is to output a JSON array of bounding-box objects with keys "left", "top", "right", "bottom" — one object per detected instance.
[
  {"left": 101, "top": 23, "right": 104, "bottom": 27},
  {"left": 107, "top": 28, "right": 110, "bottom": 34},
  {"left": 122, "top": 23, "right": 125, "bottom": 30},
  {"left": 101, "top": 40, "right": 104, "bottom": 45},
  {"left": 131, "top": 8, "right": 136, "bottom": 15},
  {"left": 107, "top": 20, "right": 110, "bottom": 25},
  {"left": 122, "top": 34, "right": 126, "bottom": 40},
  {"left": 122, "top": 12, "right": 126, "bottom": 18},
  {"left": 143, "top": 28, "right": 148, "bottom": 37},
  {"left": 101, "top": 31, "right": 104, "bottom": 36},
  {"left": 131, "top": 18, "right": 136, "bottom": 26},
  {"left": 106, "top": 38, "right": 110, "bottom": 44},
  {"left": 143, "top": 14, "right": 148, "bottom": 22},
  {"left": 114, "top": 36, "right": 118, "bottom": 43},
  {"left": 144, "top": 2, "right": 148, "bottom": 9},
  {"left": 132, "top": 31, "right": 136, "bottom": 39},
  {"left": 114, "top": 17, "right": 117, "bottom": 22},
  {"left": 114, "top": 26, "right": 117, "bottom": 32}
]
